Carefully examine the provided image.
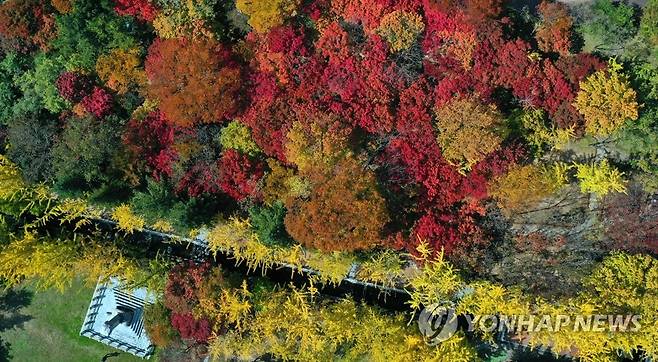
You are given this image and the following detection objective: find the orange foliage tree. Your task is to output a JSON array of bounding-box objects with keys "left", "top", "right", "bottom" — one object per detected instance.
[
  {"left": 51, "top": 0, "right": 73, "bottom": 14},
  {"left": 144, "top": 37, "right": 242, "bottom": 126},
  {"left": 434, "top": 95, "right": 503, "bottom": 170},
  {"left": 284, "top": 156, "right": 389, "bottom": 252},
  {"left": 535, "top": 1, "right": 573, "bottom": 56}
]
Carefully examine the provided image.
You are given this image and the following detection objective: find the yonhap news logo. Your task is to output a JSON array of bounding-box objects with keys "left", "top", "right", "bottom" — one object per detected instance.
[
  {"left": 417, "top": 304, "right": 642, "bottom": 345},
  {"left": 417, "top": 304, "right": 459, "bottom": 345}
]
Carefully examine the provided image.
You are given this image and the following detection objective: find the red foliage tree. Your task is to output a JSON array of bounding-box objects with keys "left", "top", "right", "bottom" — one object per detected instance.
[
  {"left": 319, "top": 33, "right": 401, "bottom": 133},
  {"left": 145, "top": 38, "right": 243, "bottom": 127},
  {"left": 123, "top": 111, "right": 178, "bottom": 178},
  {"left": 463, "top": 0, "right": 503, "bottom": 26},
  {"left": 412, "top": 202, "right": 487, "bottom": 256},
  {"left": 175, "top": 162, "right": 223, "bottom": 198},
  {"left": 81, "top": 86, "right": 113, "bottom": 118},
  {"left": 218, "top": 149, "right": 265, "bottom": 201},
  {"left": 240, "top": 76, "right": 296, "bottom": 162},
  {"left": 113, "top": 0, "right": 159, "bottom": 22},
  {"left": 56, "top": 72, "right": 93, "bottom": 103},
  {"left": 170, "top": 313, "right": 212, "bottom": 343},
  {"left": 603, "top": 185, "right": 658, "bottom": 255},
  {"left": 164, "top": 262, "right": 213, "bottom": 314}
]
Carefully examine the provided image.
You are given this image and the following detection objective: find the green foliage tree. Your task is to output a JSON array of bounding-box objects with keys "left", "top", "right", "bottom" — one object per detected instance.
[
  {"left": 248, "top": 201, "right": 291, "bottom": 247},
  {"left": 6, "top": 112, "right": 57, "bottom": 184},
  {"left": 0, "top": 52, "right": 28, "bottom": 125},
  {"left": 16, "top": 52, "right": 67, "bottom": 114},
  {"left": 130, "top": 178, "right": 220, "bottom": 233},
  {"left": 640, "top": 0, "right": 658, "bottom": 49},
  {"left": 51, "top": 115, "right": 122, "bottom": 192},
  {"left": 51, "top": 0, "right": 139, "bottom": 71},
  {"left": 579, "top": 0, "right": 637, "bottom": 53}
]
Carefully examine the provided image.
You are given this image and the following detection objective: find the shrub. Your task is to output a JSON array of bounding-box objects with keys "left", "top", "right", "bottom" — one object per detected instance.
[
  {"left": 170, "top": 313, "right": 212, "bottom": 343},
  {"left": 143, "top": 301, "right": 178, "bottom": 347}
]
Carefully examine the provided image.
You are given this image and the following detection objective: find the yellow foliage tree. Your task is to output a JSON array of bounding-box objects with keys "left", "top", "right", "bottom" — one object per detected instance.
[
  {"left": 284, "top": 156, "right": 389, "bottom": 252},
  {"left": 574, "top": 159, "right": 627, "bottom": 199},
  {"left": 152, "top": 0, "right": 218, "bottom": 39},
  {"left": 489, "top": 164, "right": 567, "bottom": 215},
  {"left": 0, "top": 232, "right": 140, "bottom": 291},
  {"left": 284, "top": 115, "right": 351, "bottom": 174},
  {"left": 112, "top": 204, "right": 146, "bottom": 234},
  {"left": 434, "top": 96, "right": 503, "bottom": 171},
  {"left": 236, "top": 0, "right": 302, "bottom": 33},
  {"left": 574, "top": 62, "right": 639, "bottom": 136},
  {"left": 377, "top": 10, "right": 425, "bottom": 52},
  {"left": 95, "top": 47, "right": 147, "bottom": 95},
  {"left": 516, "top": 108, "right": 574, "bottom": 154},
  {"left": 51, "top": 0, "right": 72, "bottom": 13},
  {"left": 219, "top": 120, "right": 261, "bottom": 156},
  {"left": 208, "top": 286, "right": 479, "bottom": 362}
]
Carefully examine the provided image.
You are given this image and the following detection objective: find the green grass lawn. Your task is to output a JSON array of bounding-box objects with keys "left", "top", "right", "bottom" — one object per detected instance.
[{"left": 1, "top": 280, "right": 143, "bottom": 362}]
